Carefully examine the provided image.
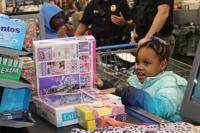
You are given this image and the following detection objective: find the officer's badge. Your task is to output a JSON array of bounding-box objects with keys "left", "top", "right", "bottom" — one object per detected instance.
[
  {"left": 110, "top": 5, "right": 116, "bottom": 12},
  {"left": 122, "top": 35, "right": 126, "bottom": 40}
]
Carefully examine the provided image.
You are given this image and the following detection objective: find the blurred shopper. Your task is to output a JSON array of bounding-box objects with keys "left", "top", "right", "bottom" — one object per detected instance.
[{"left": 41, "top": 3, "right": 73, "bottom": 39}]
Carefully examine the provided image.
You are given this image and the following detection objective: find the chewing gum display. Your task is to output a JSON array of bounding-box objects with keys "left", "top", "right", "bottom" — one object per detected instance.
[
  {"left": 0, "top": 15, "right": 27, "bottom": 50},
  {"left": 0, "top": 55, "right": 23, "bottom": 80}
]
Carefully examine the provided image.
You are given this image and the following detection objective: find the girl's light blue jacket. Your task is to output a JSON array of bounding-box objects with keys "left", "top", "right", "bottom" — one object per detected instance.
[{"left": 126, "top": 71, "right": 188, "bottom": 122}]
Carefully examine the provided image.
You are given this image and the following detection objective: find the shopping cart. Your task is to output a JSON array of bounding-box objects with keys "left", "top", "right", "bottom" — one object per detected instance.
[{"left": 96, "top": 43, "right": 192, "bottom": 89}]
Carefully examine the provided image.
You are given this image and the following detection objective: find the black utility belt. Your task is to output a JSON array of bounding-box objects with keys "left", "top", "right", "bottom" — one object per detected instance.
[
  {"left": 96, "top": 38, "right": 117, "bottom": 46},
  {"left": 98, "top": 33, "right": 130, "bottom": 41},
  {"left": 97, "top": 34, "right": 129, "bottom": 46},
  {"left": 99, "top": 35, "right": 123, "bottom": 40}
]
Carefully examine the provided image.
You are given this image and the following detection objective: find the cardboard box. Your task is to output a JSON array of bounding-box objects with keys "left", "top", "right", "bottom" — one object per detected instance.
[
  {"left": 78, "top": 113, "right": 127, "bottom": 130},
  {"left": 78, "top": 119, "right": 96, "bottom": 130},
  {"left": 76, "top": 103, "right": 125, "bottom": 121},
  {"left": 33, "top": 92, "right": 97, "bottom": 127},
  {"left": 33, "top": 36, "right": 98, "bottom": 127},
  {"left": 33, "top": 36, "right": 96, "bottom": 96},
  {"left": 33, "top": 90, "right": 123, "bottom": 127}
]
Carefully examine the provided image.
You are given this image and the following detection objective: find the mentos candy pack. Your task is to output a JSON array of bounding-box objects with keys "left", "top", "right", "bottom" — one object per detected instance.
[{"left": 0, "top": 15, "right": 27, "bottom": 50}]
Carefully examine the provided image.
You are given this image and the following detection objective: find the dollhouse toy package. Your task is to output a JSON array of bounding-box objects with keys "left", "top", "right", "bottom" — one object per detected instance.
[
  {"left": 33, "top": 36, "right": 124, "bottom": 128},
  {"left": 33, "top": 91, "right": 122, "bottom": 127},
  {"left": 33, "top": 36, "right": 97, "bottom": 127},
  {"left": 33, "top": 36, "right": 96, "bottom": 96},
  {"left": 0, "top": 15, "right": 27, "bottom": 50}
]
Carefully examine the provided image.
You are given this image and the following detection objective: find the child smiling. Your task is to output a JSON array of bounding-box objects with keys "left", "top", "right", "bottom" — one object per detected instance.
[{"left": 96, "top": 37, "right": 187, "bottom": 122}]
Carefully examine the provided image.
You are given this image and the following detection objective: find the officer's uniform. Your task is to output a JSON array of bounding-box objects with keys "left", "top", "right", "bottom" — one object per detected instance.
[
  {"left": 81, "top": 0, "right": 132, "bottom": 46},
  {"left": 133, "top": 0, "right": 175, "bottom": 56}
]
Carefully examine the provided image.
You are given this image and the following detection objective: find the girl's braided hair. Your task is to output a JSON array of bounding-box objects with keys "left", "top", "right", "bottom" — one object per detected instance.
[{"left": 136, "top": 37, "right": 170, "bottom": 62}]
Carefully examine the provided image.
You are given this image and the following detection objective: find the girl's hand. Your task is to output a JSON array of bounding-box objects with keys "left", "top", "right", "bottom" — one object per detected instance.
[
  {"left": 94, "top": 76, "right": 104, "bottom": 88},
  {"left": 99, "top": 88, "right": 116, "bottom": 94}
]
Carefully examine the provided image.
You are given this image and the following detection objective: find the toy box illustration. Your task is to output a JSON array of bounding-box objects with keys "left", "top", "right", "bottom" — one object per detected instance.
[
  {"left": 33, "top": 36, "right": 96, "bottom": 96},
  {"left": 0, "top": 15, "right": 27, "bottom": 50}
]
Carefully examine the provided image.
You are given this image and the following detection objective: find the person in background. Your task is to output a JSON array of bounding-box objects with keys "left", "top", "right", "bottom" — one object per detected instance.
[
  {"left": 131, "top": 0, "right": 175, "bottom": 56},
  {"left": 41, "top": 3, "right": 73, "bottom": 39},
  {"left": 73, "top": 0, "right": 89, "bottom": 11},
  {"left": 75, "top": 0, "right": 134, "bottom": 46},
  {"left": 96, "top": 37, "right": 187, "bottom": 122}
]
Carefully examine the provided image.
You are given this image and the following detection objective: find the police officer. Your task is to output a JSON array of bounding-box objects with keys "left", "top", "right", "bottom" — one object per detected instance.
[
  {"left": 132, "top": 0, "right": 175, "bottom": 56},
  {"left": 75, "top": 0, "right": 133, "bottom": 46}
]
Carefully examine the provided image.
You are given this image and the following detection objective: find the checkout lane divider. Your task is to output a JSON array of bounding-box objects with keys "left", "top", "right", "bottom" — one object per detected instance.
[{"left": 125, "top": 106, "right": 169, "bottom": 125}]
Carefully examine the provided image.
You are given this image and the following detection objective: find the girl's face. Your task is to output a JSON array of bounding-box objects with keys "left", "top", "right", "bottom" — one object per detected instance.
[{"left": 136, "top": 47, "right": 167, "bottom": 83}]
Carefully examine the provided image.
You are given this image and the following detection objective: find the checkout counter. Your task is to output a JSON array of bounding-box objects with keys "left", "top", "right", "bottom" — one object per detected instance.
[{"left": 0, "top": 106, "right": 169, "bottom": 133}]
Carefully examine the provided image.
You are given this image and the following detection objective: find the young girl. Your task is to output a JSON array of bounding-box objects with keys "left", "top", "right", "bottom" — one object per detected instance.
[{"left": 96, "top": 37, "right": 188, "bottom": 122}]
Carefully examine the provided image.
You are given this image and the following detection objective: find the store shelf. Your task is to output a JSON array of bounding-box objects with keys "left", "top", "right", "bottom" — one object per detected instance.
[
  {"left": 174, "top": 9, "right": 200, "bottom": 24},
  {"left": 0, "top": 15, "right": 35, "bottom": 129},
  {"left": 126, "top": 106, "right": 169, "bottom": 124},
  {"left": 0, "top": 46, "right": 29, "bottom": 56},
  {"left": 0, "top": 119, "right": 34, "bottom": 128},
  {"left": 0, "top": 77, "right": 31, "bottom": 88},
  {"left": 6, "top": 11, "right": 40, "bottom": 16}
]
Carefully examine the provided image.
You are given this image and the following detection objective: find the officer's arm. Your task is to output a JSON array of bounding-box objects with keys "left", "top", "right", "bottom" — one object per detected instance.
[
  {"left": 75, "top": 23, "right": 89, "bottom": 35},
  {"left": 121, "top": 0, "right": 135, "bottom": 30},
  {"left": 144, "top": 4, "right": 170, "bottom": 39}
]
